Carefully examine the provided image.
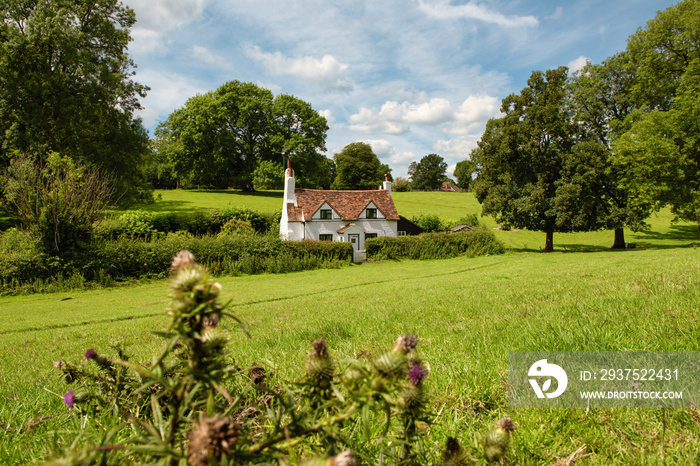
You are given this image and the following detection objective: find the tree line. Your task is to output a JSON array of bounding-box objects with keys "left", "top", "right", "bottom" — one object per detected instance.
[{"left": 471, "top": 0, "right": 700, "bottom": 251}]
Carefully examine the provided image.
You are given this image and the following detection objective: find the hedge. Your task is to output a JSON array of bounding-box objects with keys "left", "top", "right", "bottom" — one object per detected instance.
[{"left": 365, "top": 227, "right": 504, "bottom": 260}]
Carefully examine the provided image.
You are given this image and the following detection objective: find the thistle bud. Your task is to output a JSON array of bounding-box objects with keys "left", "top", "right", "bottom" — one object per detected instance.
[
  {"left": 483, "top": 416, "right": 516, "bottom": 463},
  {"left": 394, "top": 334, "right": 418, "bottom": 353},
  {"left": 443, "top": 437, "right": 470, "bottom": 466},
  {"left": 305, "top": 338, "right": 334, "bottom": 387},
  {"left": 187, "top": 414, "right": 239, "bottom": 466},
  {"left": 372, "top": 348, "right": 408, "bottom": 377},
  {"left": 171, "top": 250, "right": 195, "bottom": 270},
  {"left": 300, "top": 450, "right": 357, "bottom": 466}
]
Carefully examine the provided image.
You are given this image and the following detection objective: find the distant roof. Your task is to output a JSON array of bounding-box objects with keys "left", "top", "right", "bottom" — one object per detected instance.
[{"left": 287, "top": 189, "right": 400, "bottom": 222}]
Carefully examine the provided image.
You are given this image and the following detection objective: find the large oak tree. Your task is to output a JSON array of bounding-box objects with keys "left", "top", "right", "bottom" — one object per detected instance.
[
  {"left": 155, "top": 81, "right": 331, "bottom": 190},
  {"left": 0, "top": 0, "right": 150, "bottom": 202}
]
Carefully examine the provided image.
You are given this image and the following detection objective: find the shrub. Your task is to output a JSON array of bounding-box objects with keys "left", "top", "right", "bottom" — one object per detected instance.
[
  {"left": 2, "top": 152, "right": 115, "bottom": 255},
  {"left": 365, "top": 227, "right": 505, "bottom": 261},
  {"left": 392, "top": 177, "right": 412, "bottom": 192},
  {"left": 411, "top": 213, "right": 447, "bottom": 232}
]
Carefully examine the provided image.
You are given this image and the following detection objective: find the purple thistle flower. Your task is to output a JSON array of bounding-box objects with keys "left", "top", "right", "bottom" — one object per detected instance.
[
  {"left": 64, "top": 390, "right": 75, "bottom": 408},
  {"left": 408, "top": 362, "right": 427, "bottom": 386},
  {"left": 85, "top": 349, "right": 97, "bottom": 360}
]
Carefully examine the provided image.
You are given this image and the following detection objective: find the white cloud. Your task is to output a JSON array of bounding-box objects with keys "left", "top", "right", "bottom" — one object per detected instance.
[
  {"left": 124, "top": 0, "right": 207, "bottom": 54},
  {"left": 418, "top": 0, "right": 538, "bottom": 29},
  {"left": 133, "top": 69, "right": 206, "bottom": 129},
  {"left": 568, "top": 55, "right": 590, "bottom": 73},
  {"left": 246, "top": 46, "right": 353, "bottom": 92},
  {"left": 190, "top": 45, "right": 229, "bottom": 67},
  {"left": 449, "top": 95, "right": 501, "bottom": 135},
  {"left": 348, "top": 98, "right": 455, "bottom": 134},
  {"left": 434, "top": 137, "right": 479, "bottom": 160},
  {"left": 319, "top": 109, "right": 342, "bottom": 130}
]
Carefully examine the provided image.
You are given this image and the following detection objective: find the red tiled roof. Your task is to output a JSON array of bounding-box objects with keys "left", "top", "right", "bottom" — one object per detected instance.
[{"left": 287, "top": 189, "right": 400, "bottom": 222}]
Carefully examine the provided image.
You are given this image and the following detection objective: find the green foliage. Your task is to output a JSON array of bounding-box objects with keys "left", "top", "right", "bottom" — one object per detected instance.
[
  {"left": 474, "top": 67, "right": 576, "bottom": 251},
  {"left": 2, "top": 153, "right": 115, "bottom": 255},
  {"left": 453, "top": 159, "right": 475, "bottom": 191},
  {"left": 411, "top": 213, "right": 448, "bottom": 232},
  {"left": 0, "top": 0, "right": 150, "bottom": 203},
  {"left": 332, "top": 142, "right": 385, "bottom": 190},
  {"left": 392, "top": 177, "right": 412, "bottom": 192},
  {"left": 408, "top": 153, "right": 448, "bottom": 191},
  {"left": 155, "top": 81, "right": 330, "bottom": 190},
  {"left": 252, "top": 160, "right": 284, "bottom": 190},
  {"left": 613, "top": 1, "right": 700, "bottom": 227},
  {"left": 365, "top": 227, "right": 505, "bottom": 260}
]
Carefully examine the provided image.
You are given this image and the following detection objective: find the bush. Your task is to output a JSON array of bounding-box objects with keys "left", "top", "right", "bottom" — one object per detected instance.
[
  {"left": 411, "top": 213, "right": 447, "bottom": 232},
  {"left": 365, "top": 227, "right": 505, "bottom": 261}
]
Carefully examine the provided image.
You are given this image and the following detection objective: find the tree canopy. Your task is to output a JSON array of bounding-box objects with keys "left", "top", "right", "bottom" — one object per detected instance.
[
  {"left": 453, "top": 159, "right": 475, "bottom": 191},
  {"left": 408, "top": 154, "right": 447, "bottom": 191},
  {"left": 0, "top": 0, "right": 150, "bottom": 202},
  {"left": 612, "top": 0, "right": 700, "bottom": 229},
  {"left": 155, "top": 81, "right": 331, "bottom": 190},
  {"left": 473, "top": 67, "right": 575, "bottom": 251},
  {"left": 332, "top": 142, "right": 387, "bottom": 190}
]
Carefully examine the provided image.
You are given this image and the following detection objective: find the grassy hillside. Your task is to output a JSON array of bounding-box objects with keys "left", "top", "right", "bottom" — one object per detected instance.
[
  {"left": 126, "top": 189, "right": 698, "bottom": 251},
  {"left": 2, "top": 246, "right": 699, "bottom": 463}
]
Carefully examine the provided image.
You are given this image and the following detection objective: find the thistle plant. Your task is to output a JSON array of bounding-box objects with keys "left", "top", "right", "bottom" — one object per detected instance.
[{"left": 48, "top": 250, "right": 516, "bottom": 465}]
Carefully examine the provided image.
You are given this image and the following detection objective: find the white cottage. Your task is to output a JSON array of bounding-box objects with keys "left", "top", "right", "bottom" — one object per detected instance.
[{"left": 279, "top": 161, "right": 400, "bottom": 253}]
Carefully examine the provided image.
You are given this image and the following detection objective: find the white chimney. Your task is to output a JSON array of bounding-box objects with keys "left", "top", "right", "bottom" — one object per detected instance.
[
  {"left": 382, "top": 174, "right": 392, "bottom": 194},
  {"left": 283, "top": 159, "right": 296, "bottom": 205}
]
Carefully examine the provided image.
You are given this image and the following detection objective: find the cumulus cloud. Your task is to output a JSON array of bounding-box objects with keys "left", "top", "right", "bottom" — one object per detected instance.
[
  {"left": 348, "top": 98, "right": 456, "bottom": 134},
  {"left": 246, "top": 46, "right": 353, "bottom": 92},
  {"left": 449, "top": 95, "right": 501, "bottom": 135},
  {"left": 418, "top": 0, "right": 538, "bottom": 28},
  {"left": 124, "top": 0, "right": 207, "bottom": 54},
  {"left": 568, "top": 55, "right": 590, "bottom": 73},
  {"left": 133, "top": 69, "right": 206, "bottom": 129},
  {"left": 190, "top": 45, "right": 230, "bottom": 67},
  {"left": 434, "top": 137, "right": 479, "bottom": 159},
  {"left": 349, "top": 94, "right": 500, "bottom": 137}
]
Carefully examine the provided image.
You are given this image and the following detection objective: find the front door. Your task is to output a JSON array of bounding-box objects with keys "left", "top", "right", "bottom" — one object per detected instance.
[{"left": 348, "top": 234, "right": 360, "bottom": 251}]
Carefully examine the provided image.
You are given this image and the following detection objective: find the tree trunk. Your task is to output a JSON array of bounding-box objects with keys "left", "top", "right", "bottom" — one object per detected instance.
[
  {"left": 544, "top": 231, "right": 554, "bottom": 252},
  {"left": 611, "top": 228, "right": 626, "bottom": 249}
]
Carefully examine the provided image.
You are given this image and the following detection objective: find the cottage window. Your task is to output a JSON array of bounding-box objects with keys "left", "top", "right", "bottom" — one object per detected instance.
[
  {"left": 366, "top": 208, "right": 377, "bottom": 219},
  {"left": 398, "top": 231, "right": 406, "bottom": 236},
  {"left": 319, "top": 234, "right": 333, "bottom": 241},
  {"left": 365, "top": 233, "right": 378, "bottom": 240},
  {"left": 320, "top": 209, "right": 332, "bottom": 219}
]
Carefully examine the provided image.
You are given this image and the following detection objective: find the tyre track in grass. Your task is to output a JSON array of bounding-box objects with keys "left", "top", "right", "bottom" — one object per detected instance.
[{"left": 1, "top": 258, "right": 510, "bottom": 335}]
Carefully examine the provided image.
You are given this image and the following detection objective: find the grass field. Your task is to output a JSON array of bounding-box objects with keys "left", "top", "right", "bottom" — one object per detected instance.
[
  {"left": 2, "top": 189, "right": 699, "bottom": 463},
  {"left": 129, "top": 188, "right": 699, "bottom": 251},
  {"left": 2, "top": 243, "right": 700, "bottom": 463}
]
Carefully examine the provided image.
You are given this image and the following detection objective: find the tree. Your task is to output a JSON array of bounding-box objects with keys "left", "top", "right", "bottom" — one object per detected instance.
[
  {"left": 155, "top": 81, "right": 330, "bottom": 190},
  {"left": 612, "top": 0, "right": 700, "bottom": 234},
  {"left": 561, "top": 53, "right": 647, "bottom": 248},
  {"left": 0, "top": 0, "right": 150, "bottom": 203},
  {"left": 408, "top": 154, "right": 447, "bottom": 191},
  {"left": 332, "top": 142, "right": 385, "bottom": 190},
  {"left": 252, "top": 160, "right": 284, "bottom": 190},
  {"left": 453, "top": 159, "right": 476, "bottom": 191},
  {"left": 473, "top": 67, "right": 576, "bottom": 251}
]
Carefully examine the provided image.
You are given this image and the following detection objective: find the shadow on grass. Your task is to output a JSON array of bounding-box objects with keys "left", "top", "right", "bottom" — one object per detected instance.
[{"left": 631, "top": 224, "right": 699, "bottom": 242}]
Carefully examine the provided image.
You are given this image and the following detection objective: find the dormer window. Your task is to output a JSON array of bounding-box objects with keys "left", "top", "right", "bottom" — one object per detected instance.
[
  {"left": 320, "top": 209, "right": 332, "bottom": 219},
  {"left": 366, "top": 208, "right": 377, "bottom": 219}
]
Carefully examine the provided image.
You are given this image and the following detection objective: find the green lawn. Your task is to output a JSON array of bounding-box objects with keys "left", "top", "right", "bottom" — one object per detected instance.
[
  {"left": 126, "top": 189, "right": 699, "bottom": 252},
  {"left": 2, "top": 245, "right": 700, "bottom": 463}
]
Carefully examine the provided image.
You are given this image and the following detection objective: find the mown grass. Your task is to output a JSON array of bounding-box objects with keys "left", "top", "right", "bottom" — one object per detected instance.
[{"left": 2, "top": 246, "right": 700, "bottom": 464}]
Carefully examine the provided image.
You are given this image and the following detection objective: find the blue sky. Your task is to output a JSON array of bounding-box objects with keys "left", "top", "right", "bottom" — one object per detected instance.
[{"left": 122, "top": 0, "right": 675, "bottom": 179}]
